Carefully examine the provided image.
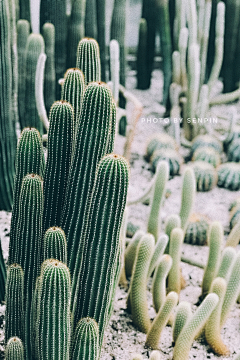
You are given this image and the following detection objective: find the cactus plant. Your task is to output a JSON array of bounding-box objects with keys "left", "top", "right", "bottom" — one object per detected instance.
[
  {"left": 0, "top": 239, "right": 6, "bottom": 302},
  {"left": 173, "top": 301, "right": 192, "bottom": 344},
  {"left": 165, "top": 214, "right": 181, "bottom": 240},
  {"left": 137, "top": 19, "right": 148, "bottom": 90},
  {"left": 147, "top": 234, "right": 169, "bottom": 278},
  {"left": 151, "top": 148, "right": 182, "bottom": 176},
  {"left": 71, "top": 154, "right": 129, "bottom": 347},
  {"left": 190, "top": 161, "right": 218, "bottom": 192},
  {"left": 152, "top": 254, "right": 172, "bottom": 313},
  {"left": 225, "top": 220, "right": 240, "bottom": 247},
  {"left": 190, "top": 134, "right": 222, "bottom": 156},
  {"left": 150, "top": 351, "right": 162, "bottom": 360},
  {"left": 35, "top": 259, "right": 71, "bottom": 360},
  {"left": 179, "top": 167, "right": 196, "bottom": 233},
  {"left": 217, "top": 162, "right": 240, "bottom": 191},
  {"left": 168, "top": 228, "right": 184, "bottom": 294},
  {"left": 217, "top": 246, "right": 236, "bottom": 280},
  {"left": 5, "top": 337, "right": 24, "bottom": 360},
  {"left": 230, "top": 206, "right": 240, "bottom": 229},
  {"left": 5, "top": 264, "right": 24, "bottom": 343},
  {"left": 71, "top": 317, "right": 99, "bottom": 360},
  {"left": 43, "top": 227, "right": 67, "bottom": 263},
  {"left": 192, "top": 146, "right": 221, "bottom": 168},
  {"left": 227, "top": 138, "right": 240, "bottom": 162},
  {"left": 76, "top": 38, "right": 101, "bottom": 86},
  {"left": 43, "top": 101, "right": 74, "bottom": 232},
  {"left": 125, "top": 230, "right": 145, "bottom": 277},
  {"left": 184, "top": 213, "right": 209, "bottom": 245},
  {"left": 146, "top": 133, "right": 177, "bottom": 162}
]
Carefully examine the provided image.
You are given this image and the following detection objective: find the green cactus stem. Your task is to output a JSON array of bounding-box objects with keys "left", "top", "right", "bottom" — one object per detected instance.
[
  {"left": 173, "top": 301, "right": 192, "bottom": 344},
  {"left": 5, "top": 264, "right": 24, "bottom": 344},
  {"left": 165, "top": 214, "right": 181, "bottom": 241},
  {"left": 147, "top": 234, "right": 169, "bottom": 278},
  {"left": 71, "top": 154, "right": 129, "bottom": 347},
  {"left": 173, "top": 293, "right": 219, "bottom": 360},
  {"left": 179, "top": 167, "right": 196, "bottom": 233},
  {"left": 96, "top": 0, "right": 106, "bottom": 82},
  {"left": 9, "top": 128, "right": 45, "bottom": 264},
  {"left": 168, "top": 228, "right": 184, "bottom": 294},
  {"left": 109, "top": 39, "right": 120, "bottom": 104},
  {"left": 150, "top": 351, "right": 162, "bottom": 360},
  {"left": 201, "top": 221, "right": 223, "bottom": 298},
  {"left": 43, "top": 227, "right": 67, "bottom": 263},
  {"left": 43, "top": 100, "right": 74, "bottom": 232},
  {"left": 225, "top": 220, "right": 240, "bottom": 247},
  {"left": 71, "top": 317, "right": 99, "bottom": 360},
  {"left": 129, "top": 233, "right": 155, "bottom": 333},
  {"left": 35, "top": 259, "right": 71, "bottom": 360},
  {"left": 5, "top": 337, "right": 24, "bottom": 360},
  {"left": 146, "top": 133, "right": 177, "bottom": 162},
  {"left": 0, "top": 239, "right": 6, "bottom": 302},
  {"left": 137, "top": 18, "right": 148, "bottom": 90},
  {"left": 145, "top": 291, "right": 178, "bottom": 350},
  {"left": 152, "top": 254, "right": 172, "bottom": 313},
  {"left": 151, "top": 148, "right": 182, "bottom": 176},
  {"left": 76, "top": 38, "right": 101, "bottom": 86},
  {"left": 125, "top": 230, "right": 145, "bottom": 277},
  {"left": 217, "top": 247, "right": 236, "bottom": 280},
  {"left": 84, "top": 0, "right": 97, "bottom": 39}
]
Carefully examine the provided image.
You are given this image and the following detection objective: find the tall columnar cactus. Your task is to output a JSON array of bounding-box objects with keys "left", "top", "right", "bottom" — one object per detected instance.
[
  {"left": 168, "top": 228, "right": 184, "bottom": 295},
  {"left": 24, "top": 34, "right": 45, "bottom": 135},
  {"left": 43, "top": 227, "right": 67, "bottom": 264},
  {"left": 137, "top": 18, "right": 148, "bottom": 90},
  {"left": 84, "top": 0, "right": 97, "bottom": 39},
  {"left": 43, "top": 101, "right": 74, "bottom": 232},
  {"left": 147, "top": 234, "right": 169, "bottom": 278},
  {"left": 42, "top": 23, "right": 56, "bottom": 115},
  {"left": 71, "top": 318, "right": 99, "bottom": 360},
  {"left": 5, "top": 337, "right": 24, "bottom": 360},
  {"left": 145, "top": 291, "right": 178, "bottom": 350},
  {"left": 173, "top": 301, "right": 192, "bottom": 344},
  {"left": 10, "top": 174, "right": 43, "bottom": 360},
  {"left": 0, "top": 0, "right": 17, "bottom": 211},
  {"left": 201, "top": 221, "right": 223, "bottom": 298},
  {"left": 61, "top": 68, "right": 85, "bottom": 133},
  {"left": 173, "top": 293, "right": 219, "bottom": 360},
  {"left": 152, "top": 254, "right": 172, "bottom": 313},
  {"left": 60, "top": 82, "right": 113, "bottom": 275},
  {"left": 97, "top": 0, "right": 106, "bottom": 82},
  {"left": 217, "top": 246, "right": 236, "bottom": 280},
  {"left": 129, "top": 233, "right": 155, "bottom": 333},
  {"left": 5, "top": 264, "right": 24, "bottom": 344},
  {"left": 107, "top": 99, "right": 117, "bottom": 154},
  {"left": 76, "top": 38, "right": 101, "bottom": 86},
  {"left": 9, "top": 127, "right": 45, "bottom": 264},
  {"left": 71, "top": 154, "right": 129, "bottom": 347},
  {"left": 35, "top": 259, "right": 71, "bottom": 360},
  {"left": 125, "top": 230, "right": 145, "bottom": 277},
  {"left": 0, "top": 239, "right": 6, "bottom": 302},
  {"left": 179, "top": 167, "right": 196, "bottom": 233},
  {"left": 165, "top": 214, "right": 181, "bottom": 240}
]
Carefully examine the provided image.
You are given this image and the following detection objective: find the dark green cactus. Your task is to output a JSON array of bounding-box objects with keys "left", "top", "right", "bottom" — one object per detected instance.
[
  {"left": 61, "top": 68, "right": 85, "bottom": 133},
  {"left": 146, "top": 133, "right": 177, "bottom": 162},
  {"left": 24, "top": 33, "right": 45, "bottom": 135},
  {"left": 151, "top": 148, "right": 182, "bottom": 176},
  {"left": 184, "top": 214, "right": 209, "bottom": 246},
  {"left": 0, "top": 0, "right": 17, "bottom": 211},
  {"left": 227, "top": 138, "right": 240, "bottom": 162},
  {"left": 71, "top": 318, "right": 99, "bottom": 360},
  {"left": 42, "top": 22, "right": 56, "bottom": 115},
  {"left": 9, "top": 127, "right": 45, "bottom": 264},
  {"left": 19, "top": 0, "right": 30, "bottom": 22},
  {"left": 5, "top": 264, "right": 24, "bottom": 344},
  {"left": 107, "top": 99, "right": 117, "bottom": 154},
  {"left": 190, "top": 161, "right": 218, "bottom": 192},
  {"left": 60, "top": 82, "right": 113, "bottom": 275},
  {"left": 97, "top": 0, "right": 106, "bottom": 82},
  {"left": 43, "top": 101, "right": 74, "bottom": 232},
  {"left": 85, "top": 0, "right": 97, "bottom": 39},
  {"left": 230, "top": 206, "right": 240, "bottom": 229},
  {"left": 137, "top": 18, "right": 148, "bottom": 90},
  {"left": 71, "top": 154, "right": 129, "bottom": 347},
  {"left": 190, "top": 134, "right": 222, "bottom": 157},
  {"left": 35, "top": 259, "right": 71, "bottom": 360},
  {"left": 76, "top": 38, "right": 101, "bottom": 86},
  {"left": 217, "top": 162, "right": 240, "bottom": 191},
  {"left": 5, "top": 337, "right": 24, "bottom": 360},
  {"left": 192, "top": 146, "right": 221, "bottom": 168},
  {"left": 43, "top": 227, "right": 67, "bottom": 263}
]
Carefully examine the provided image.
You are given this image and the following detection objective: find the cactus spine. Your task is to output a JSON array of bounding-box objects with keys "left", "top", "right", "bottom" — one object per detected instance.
[
  {"left": 76, "top": 38, "right": 101, "bottom": 86},
  {"left": 43, "top": 101, "right": 74, "bottom": 231},
  {"left": 35, "top": 259, "right": 71, "bottom": 360},
  {"left": 179, "top": 167, "right": 195, "bottom": 233},
  {"left": 5, "top": 337, "right": 24, "bottom": 360},
  {"left": 71, "top": 318, "right": 99, "bottom": 360},
  {"left": 173, "top": 301, "right": 192, "bottom": 343},
  {"left": 43, "top": 227, "right": 67, "bottom": 264},
  {"left": 71, "top": 154, "right": 129, "bottom": 347},
  {"left": 152, "top": 254, "right": 172, "bottom": 313},
  {"left": 168, "top": 228, "right": 184, "bottom": 294}
]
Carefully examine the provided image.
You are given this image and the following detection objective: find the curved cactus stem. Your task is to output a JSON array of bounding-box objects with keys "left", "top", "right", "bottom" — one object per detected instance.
[
  {"left": 179, "top": 167, "right": 195, "bottom": 233},
  {"left": 217, "top": 246, "right": 236, "bottom": 280},
  {"left": 173, "top": 301, "right": 192, "bottom": 344},
  {"left": 168, "top": 228, "right": 184, "bottom": 294},
  {"left": 152, "top": 254, "right": 172, "bottom": 313},
  {"left": 125, "top": 230, "right": 145, "bottom": 277},
  {"left": 148, "top": 234, "right": 169, "bottom": 278},
  {"left": 225, "top": 220, "right": 240, "bottom": 247}
]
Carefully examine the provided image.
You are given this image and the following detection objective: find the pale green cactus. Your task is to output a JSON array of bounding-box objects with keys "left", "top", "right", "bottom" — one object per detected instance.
[
  {"left": 179, "top": 167, "right": 196, "bottom": 233},
  {"left": 165, "top": 214, "right": 181, "bottom": 240},
  {"left": 147, "top": 234, "right": 169, "bottom": 278},
  {"left": 125, "top": 230, "right": 145, "bottom": 277},
  {"left": 43, "top": 227, "right": 67, "bottom": 264},
  {"left": 190, "top": 161, "right": 218, "bottom": 192},
  {"left": 192, "top": 146, "right": 221, "bottom": 168},
  {"left": 217, "top": 247, "right": 236, "bottom": 280},
  {"left": 225, "top": 220, "right": 240, "bottom": 247},
  {"left": 131, "top": 354, "right": 143, "bottom": 360},
  {"left": 152, "top": 254, "right": 172, "bottom": 313},
  {"left": 5, "top": 337, "right": 24, "bottom": 360},
  {"left": 173, "top": 301, "right": 192, "bottom": 344},
  {"left": 168, "top": 228, "right": 184, "bottom": 295},
  {"left": 150, "top": 350, "right": 162, "bottom": 360}
]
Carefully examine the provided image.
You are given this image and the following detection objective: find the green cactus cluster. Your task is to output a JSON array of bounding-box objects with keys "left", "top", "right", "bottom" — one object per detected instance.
[
  {"left": 146, "top": 133, "right": 178, "bottom": 162},
  {"left": 227, "top": 138, "right": 240, "bottom": 162},
  {"left": 217, "top": 162, "right": 240, "bottom": 190},
  {"left": 151, "top": 148, "right": 183, "bottom": 176},
  {"left": 192, "top": 146, "right": 221, "bottom": 168},
  {"left": 190, "top": 135, "right": 223, "bottom": 157},
  {"left": 184, "top": 213, "right": 209, "bottom": 246},
  {"left": 190, "top": 161, "right": 218, "bottom": 192},
  {"left": 229, "top": 199, "right": 240, "bottom": 229}
]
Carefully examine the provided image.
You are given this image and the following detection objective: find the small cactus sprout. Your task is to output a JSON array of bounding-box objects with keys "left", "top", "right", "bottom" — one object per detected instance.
[
  {"left": 35, "top": 259, "right": 71, "bottom": 360},
  {"left": 76, "top": 38, "right": 101, "bottom": 86},
  {"left": 225, "top": 220, "right": 240, "bottom": 247},
  {"left": 205, "top": 277, "right": 229, "bottom": 356},
  {"left": 192, "top": 146, "right": 221, "bottom": 168},
  {"left": 184, "top": 213, "right": 209, "bottom": 246},
  {"left": 152, "top": 254, "right": 172, "bottom": 313},
  {"left": 43, "top": 227, "right": 67, "bottom": 263},
  {"left": 145, "top": 133, "right": 178, "bottom": 161},
  {"left": 149, "top": 350, "right": 162, "bottom": 360},
  {"left": 228, "top": 138, "right": 240, "bottom": 162},
  {"left": 147, "top": 161, "right": 169, "bottom": 241},
  {"left": 217, "top": 247, "right": 236, "bottom": 280},
  {"left": 5, "top": 337, "right": 24, "bottom": 360},
  {"left": 190, "top": 134, "right": 223, "bottom": 156},
  {"left": 173, "top": 301, "right": 192, "bottom": 344},
  {"left": 202, "top": 221, "right": 223, "bottom": 298},
  {"left": 168, "top": 228, "right": 184, "bottom": 295},
  {"left": 147, "top": 234, "right": 169, "bottom": 278},
  {"left": 150, "top": 149, "right": 183, "bottom": 176},
  {"left": 173, "top": 293, "right": 219, "bottom": 360},
  {"left": 129, "top": 233, "right": 155, "bottom": 333},
  {"left": 125, "top": 230, "right": 145, "bottom": 277},
  {"left": 179, "top": 167, "right": 196, "bottom": 233},
  {"left": 217, "top": 162, "right": 240, "bottom": 190},
  {"left": 190, "top": 161, "right": 218, "bottom": 192},
  {"left": 5, "top": 264, "right": 24, "bottom": 344},
  {"left": 71, "top": 317, "right": 99, "bottom": 360},
  {"left": 145, "top": 291, "right": 178, "bottom": 350}
]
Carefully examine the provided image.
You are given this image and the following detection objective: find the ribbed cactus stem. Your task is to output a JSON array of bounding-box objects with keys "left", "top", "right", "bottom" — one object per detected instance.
[
  {"left": 110, "top": 39, "right": 120, "bottom": 104},
  {"left": 173, "top": 293, "right": 219, "bottom": 360},
  {"left": 71, "top": 318, "right": 99, "bottom": 360},
  {"left": 178, "top": 27, "right": 188, "bottom": 92},
  {"left": 76, "top": 38, "right": 101, "bottom": 86},
  {"left": 5, "top": 264, "right": 24, "bottom": 344},
  {"left": 146, "top": 291, "right": 178, "bottom": 349},
  {"left": 107, "top": 99, "right": 117, "bottom": 154},
  {"left": 202, "top": 221, "right": 223, "bottom": 298},
  {"left": 205, "top": 277, "right": 229, "bottom": 356},
  {"left": 129, "top": 233, "right": 155, "bottom": 333},
  {"left": 168, "top": 228, "right": 184, "bottom": 294},
  {"left": 71, "top": 154, "right": 129, "bottom": 347},
  {"left": 199, "top": 0, "right": 212, "bottom": 87},
  {"left": 0, "top": 240, "right": 6, "bottom": 301},
  {"left": 5, "top": 337, "right": 24, "bottom": 360},
  {"left": 125, "top": 230, "right": 145, "bottom": 277},
  {"left": 43, "top": 227, "right": 67, "bottom": 263},
  {"left": 179, "top": 167, "right": 195, "bottom": 233},
  {"left": 217, "top": 246, "right": 236, "bottom": 280},
  {"left": 147, "top": 161, "right": 169, "bottom": 242},
  {"left": 43, "top": 100, "right": 74, "bottom": 231},
  {"left": 136, "top": 18, "right": 148, "bottom": 90},
  {"left": 173, "top": 301, "right": 192, "bottom": 343},
  {"left": 148, "top": 234, "right": 169, "bottom": 278},
  {"left": 172, "top": 51, "right": 181, "bottom": 85},
  {"left": 225, "top": 220, "right": 240, "bottom": 247},
  {"left": 164, "top": 214, "right": 181, "bottom": 254},
  {"left": 35, "top": 259, "right": 71, "bottom": 360},
  {"left": 152, "top": 254, "right": 172, "bottom": 313}
]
